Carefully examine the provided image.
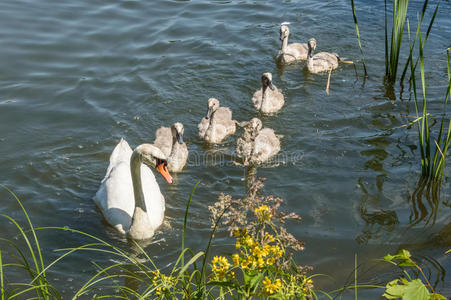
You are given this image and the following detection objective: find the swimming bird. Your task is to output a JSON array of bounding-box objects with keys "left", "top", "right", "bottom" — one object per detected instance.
[
  {"left": 93, "top": 139, "right": 172, "bottom": 240},
  {"left": 153, "top": 122, "right": 188, "bottom": 172},
  {"left": 251, "top": 73, "right": 284, "bottom": 114},
  {"left": 306, "top": 38, "right": 339, "bottom": 73},
  {"left": 236, "top": 118, "right": 280, "bottom": 165},
  {"left": 198, "top": 98, "right": 236, "bottom": 144},
  {"left": 276, "top": 23, "right": 308, "bottom": 64}
]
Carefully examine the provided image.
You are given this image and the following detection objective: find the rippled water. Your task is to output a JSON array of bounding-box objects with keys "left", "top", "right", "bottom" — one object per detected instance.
[{"left": 0, "top": 0, "right": 450, "bottom": 297}]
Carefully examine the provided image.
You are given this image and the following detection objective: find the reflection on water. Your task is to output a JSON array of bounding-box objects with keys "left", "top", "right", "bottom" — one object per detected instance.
[
  {"left": 356, "top": 177, "right": 399, "bottom": 245},
  {"left": 407, "top": 176, "right": 442, "bottom": 229}
]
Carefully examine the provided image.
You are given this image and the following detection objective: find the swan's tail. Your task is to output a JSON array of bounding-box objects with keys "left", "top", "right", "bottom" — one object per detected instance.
[{"left": 109, "top": 138, "right": 132, "bottom": 165}]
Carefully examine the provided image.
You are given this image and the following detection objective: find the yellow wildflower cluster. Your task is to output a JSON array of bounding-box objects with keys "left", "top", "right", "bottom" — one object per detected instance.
[
  {"left": 233, "top": 230, "right": 285, "bottom": 270},
  {"left": 152, "top": 270, "right": 175, "bottom": 295},
  {"left": 254, "top": 205, "right": 272, "bottom": 222},
  {"left": 210, "top": 256, "right": 234, "bottom": 281},
  {"left": 262, "top": 276, "right": 282, "bottom": 295}
]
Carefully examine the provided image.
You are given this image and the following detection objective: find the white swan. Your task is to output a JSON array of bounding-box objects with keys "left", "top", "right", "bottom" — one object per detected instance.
[
  {"left": 307, "top": 38, "right": 339, "bottom": 73},
  {"left": 236, "top": 118, "right": 280, "bottom": 165},
  {"left": 198, "top": 98, "right": 236, "bottom": 144},
  {"left": 276, "top": 23, "right": 308, "bottom": 64},
  {"left": 251, "top": 73, "right": 284, "bottom": 114},
  {"left": 93, "top": 139, "right": 173, "bottom": 240},
  {"left": 153, "top": 122, "right": 189, "bottom": 172}
]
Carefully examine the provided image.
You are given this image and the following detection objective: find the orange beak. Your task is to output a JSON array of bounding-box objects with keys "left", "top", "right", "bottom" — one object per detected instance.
[{"left": 156, "top": 162, "right": 173, "bottom": 184}]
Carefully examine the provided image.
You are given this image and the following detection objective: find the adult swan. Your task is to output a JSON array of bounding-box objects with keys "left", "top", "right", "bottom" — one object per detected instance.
[{"left": 94, "top": 139, "right": 173, "bottom": 240}]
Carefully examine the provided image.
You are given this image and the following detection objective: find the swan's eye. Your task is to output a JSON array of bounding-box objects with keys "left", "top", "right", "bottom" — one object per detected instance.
[{"left": 156, "top": 158, "right": 168, "bottom": 168}]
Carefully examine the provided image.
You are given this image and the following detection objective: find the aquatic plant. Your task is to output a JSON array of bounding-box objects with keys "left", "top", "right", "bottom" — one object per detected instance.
[
  {"left": 384, "top": 0, "right": 409, "bottom": 84},
  {"left": 378, "top": 249, "right": 446, "bottom": 300},
  {"left": 0, "top": 186, "right": 59, "bottom": 299},
  {"left": 409, "top": 22, "right": 450, "bottom": 182},
  {"left": 350, "top": 0, "right": 439, "bottom": 86}
]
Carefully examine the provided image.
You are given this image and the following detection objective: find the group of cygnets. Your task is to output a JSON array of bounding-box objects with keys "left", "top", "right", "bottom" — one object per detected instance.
[{"left": 94, "top": 23, "right": 343, "bottom": 240}]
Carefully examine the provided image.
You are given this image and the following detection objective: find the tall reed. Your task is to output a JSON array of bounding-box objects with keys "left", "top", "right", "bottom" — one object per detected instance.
[
  {"left": 409, "top": 21, "right": 451, "bottom": 182},
  {"left": 385, "top": 0, "right": 409, "bottom": 84},
  {"left": 350, "top": 0, "right": 439, "bottom": 87}
]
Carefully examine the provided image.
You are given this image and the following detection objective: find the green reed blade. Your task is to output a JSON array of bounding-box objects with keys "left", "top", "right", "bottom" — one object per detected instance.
[
  {"left": 400, "top": 0, "right": 439, "bottom": 85},
  {"left": 350, "top": 0, "right": 368, "bottom": 77},
  {"left": 433, "top": 48, "right": 451, "bottom": 180},
  {"left": 409, "top": 22, "right": 425, "bottom": 172},
  {"left": 385, "top": 0, "right": 389, "bottom": 76},
  {"left": 418, "top": 28, "right": 432, "bottom": 176}
]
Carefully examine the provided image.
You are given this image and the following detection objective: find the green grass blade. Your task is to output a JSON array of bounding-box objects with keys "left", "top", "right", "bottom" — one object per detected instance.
[
  {"left": 0, "top": 250, "right": 4, "bottom": 300},
  {"left": 0, "top": 187, "right": 49, "bottom": 298},
  {"left": 178, "top": 251, "right": 204, "bottom": 279},
  {"left": 182, "top": 180, "right": 201, "bottom": 267}
]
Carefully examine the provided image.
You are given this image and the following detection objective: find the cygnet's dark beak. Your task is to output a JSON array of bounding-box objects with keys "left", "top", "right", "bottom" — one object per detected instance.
[
  {"left": 206, "top": 107, "right": 213, "bottom": 119},
  {"left": 269, "top": 82, "right": 275, "bottom": 91},
  {"left": 176, "top": 132, "right": 184, "bottom": 144}
]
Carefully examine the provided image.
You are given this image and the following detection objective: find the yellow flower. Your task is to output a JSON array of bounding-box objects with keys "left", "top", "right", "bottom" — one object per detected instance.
[
  {"left": 211, "top": 256, "right": 230, "bottom": 280},
  {"left": 232, "top": 254, "right": 240, "bottom": 266},
  {"left": 302, "top": 277, "right": 314, "bottom": 293},
  {"left": 266, "top": 257, "right": 275, "bottom": 265},
  {"left": 233, "top": 228, "right": 248, "bottom": 237},
  {"left": 235, "top": 240, "right": 241, "bottom": 249},
  {"left": 245, "top": 235, "right": 255, "bottom": 248},
  {"left": 264, "top": 232, "right": 275, "bottom": 242},
  {"left": 241, "top": 258, "right": 250, "bottom": 269},
  {"left": 254, "top": 205, "right": 272, "bottom": 222},
  {"left": 156, "top": 286, "right": 162, "bottom": 295},
  {"left": 257, "top": 257, "right": 265, "bottom": 268},
  {"left": 262, "top": 276, "right": 282, "bottom": 295},
  {"left": 270, "top": 245, "right": 284, "bottom": 258}
]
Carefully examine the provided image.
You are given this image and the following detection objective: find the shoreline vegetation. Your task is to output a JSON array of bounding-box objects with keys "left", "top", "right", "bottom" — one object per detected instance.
[
  {"left": 1, "top": 0, "right": 450, "bottom": 299},
  {"left": 0, "top": 180, "right": 448, "bottom": 299}
]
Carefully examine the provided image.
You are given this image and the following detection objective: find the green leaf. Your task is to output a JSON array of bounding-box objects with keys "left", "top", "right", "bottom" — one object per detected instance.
[
  {"left": 249, "top": 272, "right": 264, "bottom": 289},
  {"left": 383, "top": 254, "right": 395, "bottom": 262},
  {"left": 429, "top": 293, "right": 447, "bottom": 300},
  {"left": 383, "top": 279, "right": 406, "bottom": 299},
  {"left": 403, "top": 279, "right": 429, "bottom": 300},
  {"left": 398, "top": 250, "right": 412, "bottom": 260},
  {"left": 398, "top": 260, "right": 416, "bottom": 267},
  {"left": 243, "top": 271, "right": 252, "bottom": 285}
]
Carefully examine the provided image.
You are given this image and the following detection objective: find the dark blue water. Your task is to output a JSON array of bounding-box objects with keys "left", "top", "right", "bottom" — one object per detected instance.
[{"left": 0, "top": 0, "right": 450, "bottom": 297}]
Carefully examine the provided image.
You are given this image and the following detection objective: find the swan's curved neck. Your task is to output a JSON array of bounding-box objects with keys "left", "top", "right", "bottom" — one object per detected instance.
[
  {"left": 128, "top": 149, "right": 152, "bottom": 239},
  {"left": 130, "top": 150, "right": 146, "bottom": 211},
  {"left": 281, "top": 36, "right": 288, "bottom": 52}
]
